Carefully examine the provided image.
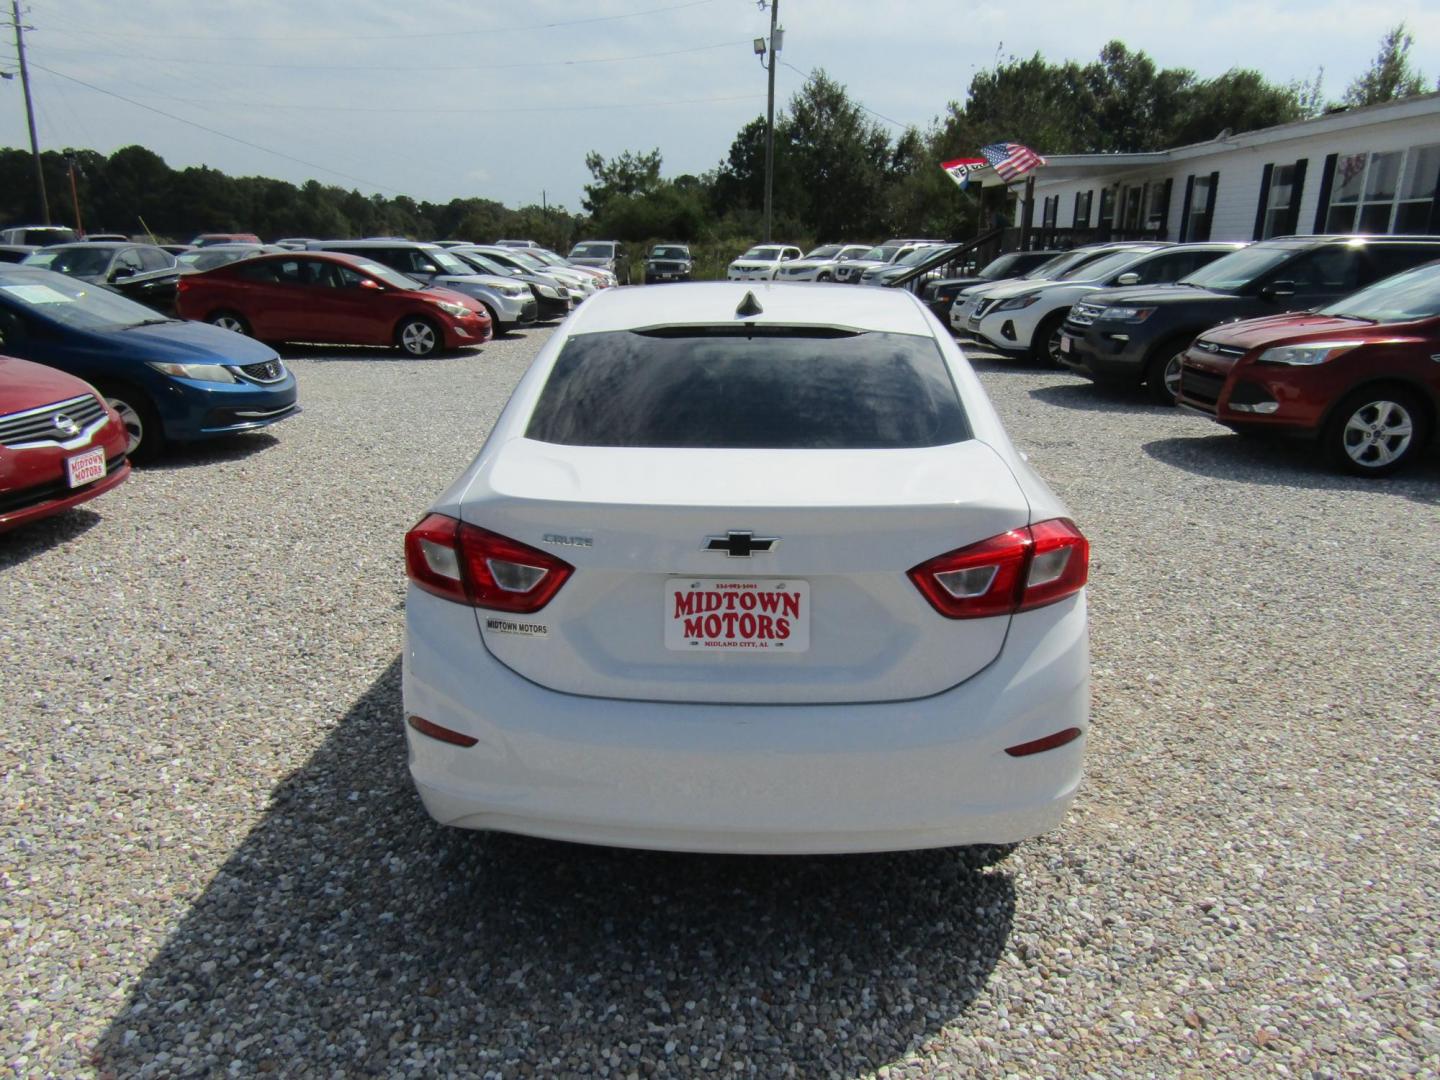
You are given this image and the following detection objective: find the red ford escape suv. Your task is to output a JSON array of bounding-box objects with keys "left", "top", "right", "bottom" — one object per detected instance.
[{"left": 1177, "top": 260, "right": 1440, "bottom": 476}]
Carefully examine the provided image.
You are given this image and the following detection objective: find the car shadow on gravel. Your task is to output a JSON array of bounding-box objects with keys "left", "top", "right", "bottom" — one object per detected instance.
[
  {"left": 1144, "top": 433, "right": 1440, "bottom": 502},
  {"left": 147, "top": 433, "right": 281, "bottom": 471},
  {"left": 93, "top": 658, "right": 1017, "bottom": 1077},
  {"left": 275, "top": 343, "right": 487, "bottom": 363},
  {"left": 0, "top": 508, "right": 101, "bottom": 567},
  {"left": 1027, "top": 382, "right": 1167, "bottom": 413}
]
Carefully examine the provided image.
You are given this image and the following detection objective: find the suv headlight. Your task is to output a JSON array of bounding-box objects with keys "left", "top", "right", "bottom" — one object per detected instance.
[
  {"left": 1099, "top": 305, "right": 1156, "bottom": 323},
  {"left": 992, "top": 293, "right": 1042, "bottom": 312},
  {"left": 536, "top": 283, "right": 561, "bottom": 298},
  {"left": 1256, "top": 341, "right": 1366, "bottom": 366},
  {"left": 501, "top": 285, "right": 527, "bottom": 298},
  {"left": 146, "top": 361, "right": 239, "bottom": 383},
  {"left": 433, "top": 300, "right": 470, "bottom": 317}
]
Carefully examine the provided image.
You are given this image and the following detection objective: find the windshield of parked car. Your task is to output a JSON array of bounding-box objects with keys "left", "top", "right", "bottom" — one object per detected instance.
[
  {"left": 1061, "top": 249, "right": 1158, "bottom": 282},
  {"left": 894, "top": 246, "right": 947, "bottom": 267},
  {"left": 804, "top": 245, "right": 841, "bottom": 259},
  {"left": 428, "top": 249, "right": 478, "bottom": 276},
  {"left": 570, "top": 243, "right": 614, "bottom": 258},
  {"left": 1022, "top": 250, "right": 1097, "bottom": 280},
  {"left": 22, "top": 247, "right": 114, "bottom": 276},
  {"left": 0, "top": 270, "right": 166, "bottom": 329},
  {"left": 979, "top": 254, "right": 1026, "bottom": 278},
  {"left": 858, "top": 245, "right": 901, "bottom": 262},
  {"left": 650, "top": 247, "right": 689, "bottom": 260},
  {"left": 527, "top": 249, "right": 564, "bottom": 266},
  {"left": 351, "top": 261, "right": 423, "bottom": 290},
  {"left": 454, "top": 252, "right": 513, "bottom": 276},
  {"left": 741, "top": 247, "right": 782, "bottom": 260},
  {"left": 1320, "top": 262, "right": 1440, "bottom": 322},
  {"left": 1179, "top": 245, "right": 1296, "bottom": 292},
  {"left": 507, "top": 252, "right": 550, "bottom": 272},
  {"left": 178, "top": 247, "right": 259, "bottom": 271},
  {"left": 527, "top": 328, "right": 969, "bottom": 450}
]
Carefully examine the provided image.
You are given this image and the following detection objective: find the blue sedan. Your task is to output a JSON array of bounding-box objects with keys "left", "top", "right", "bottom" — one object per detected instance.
[{"left": 0, "top": 266, "right": 297, "bottom": 461}]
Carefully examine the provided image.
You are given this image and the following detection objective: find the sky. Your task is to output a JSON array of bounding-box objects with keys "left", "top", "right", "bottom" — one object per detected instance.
[{"left": 3, "top": 0, "right": 1437, "bottom": 212}]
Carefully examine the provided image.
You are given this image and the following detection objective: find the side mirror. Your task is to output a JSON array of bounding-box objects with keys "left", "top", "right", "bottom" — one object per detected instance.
[
  {"left": 1115, "top": 272, "right": 1140, "bottom": 286},
  {"left": 1260, "top": 280, "right": 1296, "bottom": 300},
  {"left": 358, "top": 278, "right": 383, "bottom": 290}
]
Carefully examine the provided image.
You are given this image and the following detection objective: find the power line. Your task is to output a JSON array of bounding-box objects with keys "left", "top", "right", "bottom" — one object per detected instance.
[
  {"left": 39, "top": 0, "right": 718, "bottom": 42},
  {"left": 779, "top": 59, "right": 913, "bottom": 130},
  {"left": 29, "top": 62, "right": 413, "bottom": 196},
  {"left": 32, "top": 36, "right": 754, "bottom": 72},
  {"left": 92, "top": 86, "right": 768, "bottom": 116}
]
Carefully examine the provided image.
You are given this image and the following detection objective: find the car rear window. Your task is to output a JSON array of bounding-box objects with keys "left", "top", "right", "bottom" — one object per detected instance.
[{"left": 525, "top": 328, "right": 970, "bottom": 449}]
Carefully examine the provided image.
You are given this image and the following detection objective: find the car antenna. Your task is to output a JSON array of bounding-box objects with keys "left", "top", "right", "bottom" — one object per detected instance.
[{"left": 735, "top": 291, "right": 763, "bottom": 318}]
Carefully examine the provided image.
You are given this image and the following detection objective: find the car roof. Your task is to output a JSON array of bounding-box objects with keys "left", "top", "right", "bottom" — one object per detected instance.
[
  {"left": 315, "top": 239, "right": 440, "bottom": 250},
  {"left": 569, "top": 281, "right": 935, "bottom": 337}
]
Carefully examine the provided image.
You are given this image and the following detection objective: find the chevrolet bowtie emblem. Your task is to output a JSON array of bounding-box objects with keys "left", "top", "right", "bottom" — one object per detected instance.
[{"left": 704, "top": 531, "right": 780, "bottom": 557}]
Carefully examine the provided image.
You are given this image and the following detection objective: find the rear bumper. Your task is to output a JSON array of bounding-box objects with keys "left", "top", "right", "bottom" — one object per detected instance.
[{"left": 402, "top": 586, "right": 1089, "bottom": 854}]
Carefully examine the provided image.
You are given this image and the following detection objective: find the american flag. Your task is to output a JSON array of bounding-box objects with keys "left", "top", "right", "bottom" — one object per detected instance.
[{"left": 980, "top": 142, "right": 1046, "bottom": 183}]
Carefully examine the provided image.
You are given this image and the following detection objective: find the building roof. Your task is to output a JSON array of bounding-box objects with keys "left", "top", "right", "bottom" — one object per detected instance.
[{"left": 971, "top": 91, "right": 1440, "bottom": 188}]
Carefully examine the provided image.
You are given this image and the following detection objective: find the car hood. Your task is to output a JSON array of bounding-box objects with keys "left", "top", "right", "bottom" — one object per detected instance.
[
  {"left": 435, "top": 273, "right": 520, "bottom": 290},
  {"left": 1200, "top": 313, "right": 1393, "bottom": 349},
  {"left": 0, "top": 353, "right": 101, "bottom": 411},
  {"left": 93, "top": 318, "right": 281, "bottom": 363},
  {"left": 729, "top": 260, "right": 778, "bottom": 269},
  {"left": 569, "top": 256, "right": 614, "bottom": 267},
  {"left": 1086, "top": 283, "right": 1233, "bottom": 306}
]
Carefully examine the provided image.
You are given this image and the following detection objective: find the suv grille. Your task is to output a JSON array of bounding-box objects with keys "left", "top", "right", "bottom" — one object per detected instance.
[
  {"left": 1180, "top": 367, "right": 1225, "bottom": 409},
  {"left": 1192, "top": 339, "right": 1246, "bottom": 359},
  {"left": 237, "top": 359, "right": 287, "bottom": 383},
  {"left": 1068, "top": 302, "right": 1105, "bottom": 327},
  {"left": 0, "top": 393, "right": 108, "bottom": 448}
]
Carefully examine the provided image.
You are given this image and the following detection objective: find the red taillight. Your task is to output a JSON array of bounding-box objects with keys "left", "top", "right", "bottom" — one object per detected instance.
[
  {"left": 407, "top": 715, "right": 478, "bottom": 747},
  {"left": 404, "top": 513, "right": 573, "bottom": 612},
  {"left": 908, "top": 517, "right": 1089, "bottom": 619},
  {"left": 1004, "top": 727, "right": 1083, "bottom": 757}
]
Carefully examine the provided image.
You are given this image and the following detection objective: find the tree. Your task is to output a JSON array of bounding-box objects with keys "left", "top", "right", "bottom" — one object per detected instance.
[
  {"left": 1167, "top": 69, "right": 1304, "bottom": 146},
  {"left": 581, "top": 149, "right": 663, "bottom": 216},
  {"left": 1344, "top": 23, "right": 1428, "bottom": 106}
]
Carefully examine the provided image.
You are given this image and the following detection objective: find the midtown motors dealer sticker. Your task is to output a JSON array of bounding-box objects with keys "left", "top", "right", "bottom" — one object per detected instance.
[{"left": 664, "top": 579, "right": 810, "bottom": 652}]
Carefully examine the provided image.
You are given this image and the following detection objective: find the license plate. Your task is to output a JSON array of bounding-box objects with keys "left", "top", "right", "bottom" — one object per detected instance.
[
  {"left": 65, "top": 447, "right": 106, "bottom": 487},
  {"left": 1060, "top": 334, "right": 1072, "bottom": 354},
  {"left": 665, "top": 579, "right": 809, "bottom": 653}
]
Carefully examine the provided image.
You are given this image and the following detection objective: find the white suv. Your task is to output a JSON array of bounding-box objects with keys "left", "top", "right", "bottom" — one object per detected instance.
[
  {"left": 727, "top": 244, "right": 803, "bottom": 281},
  {"left": 771, "top": 243, "right": 872, "bottom": 282}
]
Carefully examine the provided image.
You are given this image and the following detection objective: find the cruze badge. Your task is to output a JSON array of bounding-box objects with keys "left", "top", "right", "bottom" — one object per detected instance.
[{"left": 704, "top": 531, "right": 780, "bottom": 557}]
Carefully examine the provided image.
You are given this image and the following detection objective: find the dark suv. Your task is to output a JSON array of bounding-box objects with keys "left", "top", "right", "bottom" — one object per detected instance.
[
  {"left": 922, "top": 250, "right": 1061, "bottom": 320},
  {"left": 1059, "top": 235, "right": 1440, "bottom": 402}
]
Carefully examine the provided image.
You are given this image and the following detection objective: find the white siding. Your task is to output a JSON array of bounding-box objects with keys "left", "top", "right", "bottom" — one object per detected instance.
[{"left": 1013, "top": 103, "right": 1440, "bottom": 242}]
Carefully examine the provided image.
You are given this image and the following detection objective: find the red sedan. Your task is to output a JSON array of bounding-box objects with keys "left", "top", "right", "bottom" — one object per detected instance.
[
  {"left": 1177, "top": 262, "right": 1440, "bottom": 476},
  {"left": 175, "top": 252, "right": 491, "bottom": 357},
  {"left": 1, "top": 355, "right": 131, "bottom": 531}
]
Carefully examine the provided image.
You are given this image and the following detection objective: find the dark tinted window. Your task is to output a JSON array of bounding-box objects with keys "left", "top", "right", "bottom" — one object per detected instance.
[
  {"left": 1366, "top": 245, "right": 1440, "bottom": 283},
  {"left": 1277, "top": 248, "right": 1362, "bottom": 293},
  {"left": 526, "top": 328, "right": 970, "bottom": 450}
]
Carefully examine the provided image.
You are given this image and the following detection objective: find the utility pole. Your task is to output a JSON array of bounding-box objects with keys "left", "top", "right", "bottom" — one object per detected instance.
[
  {"left": 758, "top": 0, "right": 780, "bottom": 243},
  {"left": 67, "top": 155, "right": 82, "bottom": 234},
  {"left": 10, "top": 1, "right": 49, "bottom": 224}
]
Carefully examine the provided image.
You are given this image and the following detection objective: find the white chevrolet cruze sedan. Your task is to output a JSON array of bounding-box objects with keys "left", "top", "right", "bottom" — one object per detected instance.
[{"left": 403, "top": 282, "right": 1090, "bottom": 854}]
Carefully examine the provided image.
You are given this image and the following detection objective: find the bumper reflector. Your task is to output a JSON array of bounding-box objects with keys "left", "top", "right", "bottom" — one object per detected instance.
[
  {"left": 407, "top": 715, "right": 478, "bottom": 747},
  {"left": 1004, "top": 727, "right": 1083, "bottom": 757}
]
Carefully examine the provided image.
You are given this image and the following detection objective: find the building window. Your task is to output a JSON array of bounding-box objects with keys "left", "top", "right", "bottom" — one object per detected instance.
[
  {"left": 1262, "top": 163, "right": 1298, "bottom": 238},
  {"left": 1074, "top": 190, "right": 1093, "bottom": 228},
  {"left": 1098, "top": 187, "right": 1116, "bottom": 233},
  {"left": 1042, "top": 195, "right": 1058, "bottom": 229},
  {"left": 1185, "top": 174, "right": 1216, "bottom": 241},
  {"left": 1324, "top": 145, "right": 1440, "bottom": 233},
  {"left": 1121, "top": 185, "right": 1144, "bottom": 230}
]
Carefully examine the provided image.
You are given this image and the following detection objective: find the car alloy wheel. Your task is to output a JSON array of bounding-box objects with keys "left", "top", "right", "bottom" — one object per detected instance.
[
  {"left": 1338, "top": 396, "right": 1416, "bottom": 471},
  {"left": 108, "top": 396, "right": 143, "bottom": 455},
  {"left": 97, "top": 382, "right": 164, "bottom": 463},
  {"left": 398, "top": 317, "right": 439, "bottom": 357},
  {"left": 210, "top": 311, "right": 250, "bottom": 335}
]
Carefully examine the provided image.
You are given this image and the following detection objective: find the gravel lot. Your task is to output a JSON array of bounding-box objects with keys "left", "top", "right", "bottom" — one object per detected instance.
[{"left": 3, "top": 322, "right": 1438, "bottom": 1078}]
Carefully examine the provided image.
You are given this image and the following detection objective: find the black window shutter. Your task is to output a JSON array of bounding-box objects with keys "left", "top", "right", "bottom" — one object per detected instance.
[
  {"left": 1178, "top": 176, "right": 1195, "bottom": 242},
  {"left": 1253, "top": 163, "right": 1275, "bottom": 240},
  {"left": 1202, "top": 171, "right": 1220, "bottom": 240},
  {"left": 1313, "top": 153, "right": 1338, "bottom": 233},
  {"left": 1283, "top": 158, "right": 1308, "bottom": 235}
]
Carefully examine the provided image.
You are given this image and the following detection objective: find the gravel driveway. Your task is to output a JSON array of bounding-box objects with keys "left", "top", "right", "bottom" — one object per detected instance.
[{"left": 3, "top": 327, "right": 1437, "bottom": 1078}]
